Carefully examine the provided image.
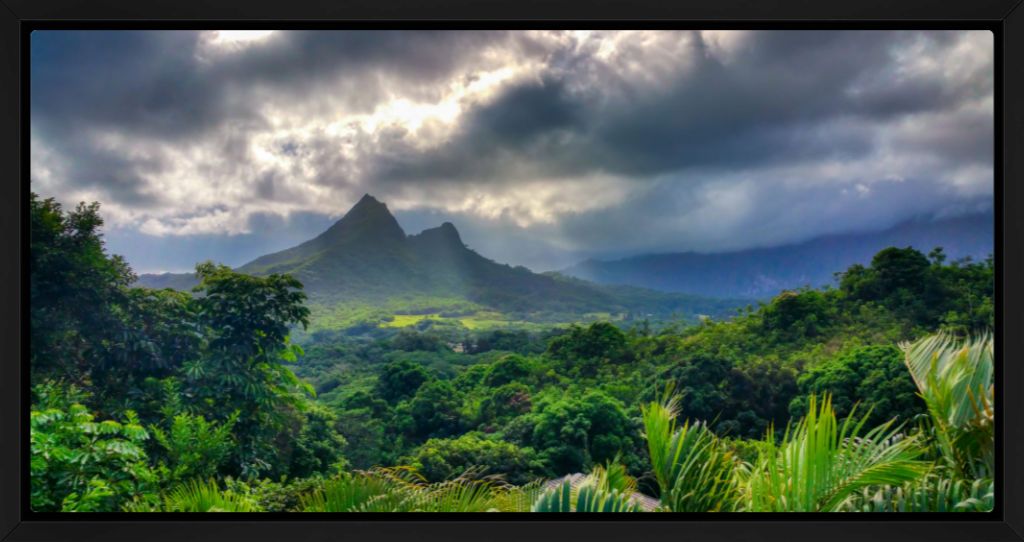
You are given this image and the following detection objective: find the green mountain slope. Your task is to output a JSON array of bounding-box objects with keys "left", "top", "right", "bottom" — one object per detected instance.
[{"left": 136, "top": 195, "right": 743, "bottom": 325}]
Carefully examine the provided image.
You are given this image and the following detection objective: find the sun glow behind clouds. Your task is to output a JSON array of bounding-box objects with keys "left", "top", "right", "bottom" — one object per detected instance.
[
  {"left": 207, "top": 30, "right": 276, "bottom": 46},
  {"left": 197, "top": 30, "right": 277, "bottom": 58}
]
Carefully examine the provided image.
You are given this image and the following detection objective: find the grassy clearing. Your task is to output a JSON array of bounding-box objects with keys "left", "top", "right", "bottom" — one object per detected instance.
[
  {"left": 379, "top": 310, "right": 623, "bottom": 331},
  {"left": 381, "top": 313, "right": 444, "bottom": 328}
]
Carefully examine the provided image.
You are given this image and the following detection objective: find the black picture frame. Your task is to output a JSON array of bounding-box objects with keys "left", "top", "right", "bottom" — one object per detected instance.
[{"left": 2, "top": 0, "right": 1021, "bottom": 540}]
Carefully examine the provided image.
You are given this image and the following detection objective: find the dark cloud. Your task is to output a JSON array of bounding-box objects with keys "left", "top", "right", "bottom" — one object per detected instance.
[
  {"left": 31, "top": 30, "right": 993, "bottom": 272},
  {"left": 378, "top": 30, "right": 990, "bottom": 183},
  {"left": 31, "top": 30, "right": 514, "bottom": 140}
]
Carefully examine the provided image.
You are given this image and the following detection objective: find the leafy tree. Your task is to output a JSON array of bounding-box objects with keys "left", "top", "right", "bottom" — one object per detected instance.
[
  {"left": 838, "top": 246, "right": 992, "bottom": 330},
  {"left": 408, "top": 379, "right": 464, "bottom": 439},
  {"left": 478, "top": 383, "right": 532, "bottom": 427},
  {"left": 186, "top": 262, "right": 313, "bottom": 478},
  {"left": 482, "top": 354, "right": 534, "bottom": 387},
  {"left": 790, "top": 345, "right": 924, "bottom": 428},
  {"left": 30, "top": 384, "right": 158, "bottom": 512},
  {"left": 288, "top": 406, "right": 348, "bottom": 478},
  {"left": 721, "top": 358, "right": 799, "bottom": 439},
  {"left": 97, "top": 288, "right": 203, "bottom": 420},
  {"left": 391, "top": 329, "right": 447, "bottom": 353},
  {"left": 340, "top": 390, "right": 391, "bottom": 417},
  {"left": 529, "top": 391, "right": 639, "bottom": 476},
  {"left": 656, "top": 353, "right": 798, "bottom": 438},
  {"left": 902, "top": 333, "right": 994, "bottom": 480},
  {"left": 29, "top": 194, "right": 134, "bottom": 387},
  {"left": 150, "top": 412, "right": 238, "bottom": 483},
  {"left": 376, "top": 359, "right": 432, "bottom": 402},
  {"left": 870, "top": 247, "right": 932, "bottom": 297},
  {"left": 762, "top": 289, "right": 834, "bottom": 339},
  {"left": 407, "top": 434, "right": 541, "bottom": 485},
  {"left": 468, "top": 330, "right": 541, "bottom": 355},
  {"left": 658, "top": 353, "right": 732, "bottom": 425},
  {"left": 332, "top": 408, "right": 391, "bottom": 470},
  {"left": 547, "top": 323, "right": 631, "bottom": 375},
  {"left": 934, "top": 255, "right": 995, "bottom": 334}
]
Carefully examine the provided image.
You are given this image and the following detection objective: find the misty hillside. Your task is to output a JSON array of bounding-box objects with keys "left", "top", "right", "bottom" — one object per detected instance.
[{"left": 562, "top": 212, "right": 994, "bottom": 299}]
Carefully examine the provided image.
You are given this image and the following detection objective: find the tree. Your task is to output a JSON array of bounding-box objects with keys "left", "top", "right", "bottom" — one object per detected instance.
[
  {"left": 407, "top": 434, "right": 541, "bottom": 485},
  {"left": 150, "top": 411, "right": 238, "bottom": 483},
  {"left": 762, "top": 289, "right": 834, "bottom": 339},
  {"left": 790, "top": 345, "right": 924, "bottom": 428},
  {"left": 529, "top": 391, "right": 640, "bottom": 476},
  {"left": 409, "top": 379, "right": 464, "bottom": 439},
  {"left": 186, "top": 262, "right": 313, "bottom": 478},
  {"left": 870, "top": 247, "right": 932, "bottom": 296},
  {"left": 391, "top": 329, "right": 447, "bottom": 353},
  {"left": 29, "top": 194, "right": 134, "bottom": 386},
  {"left": 546, "top": 322, "right": 632, "bottom": 376},
  {"left": 659, "top": 353, "right": 732, "bottom": 425},
  {"left": 376, "top": 359, "right": 432, "bottom": 402},
  {"left": 94, "top": 288, "right": 203, "bottom": 419},
  {"left": 478, "top": 383, "right": 533, "bottom": 427},
  {"left": 482, "top": 354, "right": 534, "bottom": 387},
  {"left": 288, "top": 406, "right": 348, "bottom": 478},
  {"left": 839, "top": 247, "right": 947, "bottom": 326},
  {"left": 722, "top": 358, "right": 798, "bottom": 439},
  {"left": 30, "top": 384, "right": 158, "bottom": 512}
]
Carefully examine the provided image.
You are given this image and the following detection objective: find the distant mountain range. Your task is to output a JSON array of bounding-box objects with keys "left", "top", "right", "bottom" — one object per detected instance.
[
  {"left": 562, "top": 212, "right": 994, "bottom": 299},
  {"left": 136, "top": 195, "right": 741, "bottom": 321}
]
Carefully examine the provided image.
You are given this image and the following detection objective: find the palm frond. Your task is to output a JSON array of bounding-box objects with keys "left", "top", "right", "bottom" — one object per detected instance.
[
  {"left": 299, "top": 470, "right": 413, "bottom": 512},
  {"left": 490, "top": 479, "right": 548, "bottom": 512},
  {"left": 531, "top": 480, "right": 640, "bottom": 512},
  {"left": 128, "top": 479, "right": 260, "bottom": 512},
  {"left": 641, "top": 395, "right": 741, "bottom": 512},
  {"left": 590, "top": 456, "right": 638, "bottom": 495},
  {"left": 745, "top": 395, "right": 928, "bottom": 512},
  {"left": 901, "top": 333, "right": 994, "bottom": 478},
  {"left": 842, "top": 473, "right": 993, "bottom": 512}
]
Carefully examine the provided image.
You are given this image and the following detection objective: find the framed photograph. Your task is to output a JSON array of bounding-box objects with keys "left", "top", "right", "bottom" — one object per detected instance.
[{"left": 2, "top": 0, "right": 1022, "bottom": 540}]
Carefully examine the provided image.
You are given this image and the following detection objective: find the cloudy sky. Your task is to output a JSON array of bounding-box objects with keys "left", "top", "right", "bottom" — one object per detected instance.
[{"left": 31, "top": 30, "right": 994, "bottom": 273}]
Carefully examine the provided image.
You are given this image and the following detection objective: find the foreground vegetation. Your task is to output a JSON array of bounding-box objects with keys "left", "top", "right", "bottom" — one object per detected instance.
[{"left": 30, "top": 194, "right": 994, "bottom": 512}]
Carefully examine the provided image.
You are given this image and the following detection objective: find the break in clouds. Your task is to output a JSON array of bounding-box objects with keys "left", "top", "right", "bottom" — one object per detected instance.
[{"left": 30, "top": 30, "right": 994, "bottom": 272}]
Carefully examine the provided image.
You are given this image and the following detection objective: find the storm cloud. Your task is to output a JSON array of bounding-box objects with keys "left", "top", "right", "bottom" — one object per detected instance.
[{"left": 30, "top": 30, "right": 994, "bottom": 272}]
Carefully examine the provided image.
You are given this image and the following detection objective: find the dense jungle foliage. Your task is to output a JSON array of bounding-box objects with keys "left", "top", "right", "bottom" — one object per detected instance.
[{"left": 30, "top": 194, "right": 995, "bottom": 512}]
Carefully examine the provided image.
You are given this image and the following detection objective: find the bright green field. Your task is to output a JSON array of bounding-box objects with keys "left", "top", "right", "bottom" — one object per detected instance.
[
  {"left": 303, "top": 294, "right": 630, "bottom": 337},
  {"left": 380, "top": 313, "right": 445, "bottom": 327},
  {"left": 380, "top": 310, "right": 622, "bottom": 330}
]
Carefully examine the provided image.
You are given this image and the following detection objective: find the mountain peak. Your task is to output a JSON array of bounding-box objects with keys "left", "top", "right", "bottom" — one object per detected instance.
[
  {"left": 354, "top": 193, "right": 384, "bottom": 207},
  {"left": 346, "top": 193, "right": 392, "bottom": 219},
  {"left": 439, "top": 221, "right": 460, "bottom": 238},
  {"left": 412, "top": 221, "right": 464, "bottom": 248},
  {"left": 319, "top": 193, "right": 405, "bottom": 245}
]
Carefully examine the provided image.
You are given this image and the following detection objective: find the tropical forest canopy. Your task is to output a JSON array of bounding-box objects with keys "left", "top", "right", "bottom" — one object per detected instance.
[{"left": 30, "top": 193, "right": 995, "bottom": 513}]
